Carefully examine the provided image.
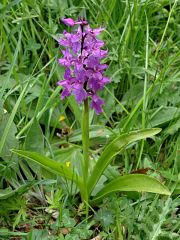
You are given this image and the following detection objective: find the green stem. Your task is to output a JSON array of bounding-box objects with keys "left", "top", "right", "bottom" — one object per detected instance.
[
  {"left": 82, "top": 99, "right": 90, "bottom": 178},
  {"left": 82, "top": 99, "right": 90, "bottom": 212}
]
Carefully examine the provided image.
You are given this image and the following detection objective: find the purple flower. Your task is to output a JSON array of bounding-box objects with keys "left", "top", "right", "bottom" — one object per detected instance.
[
  {"left": 57, "top": 80, "right": 71, "bottom": 99},
  {"left": 72, "top": 84, "right": 88, "bottom": 104},
  {"left": 61, "top": 18, "right": 76, "bottom": 26},
  {"left": 61, "top": 18, "right": 88, "bottom": 26},
  {"left": 57, "top": 17, "right": 110, "bottom": 114},
  {"left": 90, "top": 95, "right": 104, "bottom": 115},
  {"left": 58, "top": 49, "right": 73, "bottom": 67}
]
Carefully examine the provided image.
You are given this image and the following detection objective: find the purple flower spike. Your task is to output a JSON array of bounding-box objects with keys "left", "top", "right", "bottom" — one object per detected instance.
[{"left": 57, "top": 17, "right": 110, "bottom": 114}]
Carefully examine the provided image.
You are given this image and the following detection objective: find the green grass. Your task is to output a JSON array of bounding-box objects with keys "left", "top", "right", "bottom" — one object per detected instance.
[{"left": 0, "top": 0, "right": 180, "bottom": 239}]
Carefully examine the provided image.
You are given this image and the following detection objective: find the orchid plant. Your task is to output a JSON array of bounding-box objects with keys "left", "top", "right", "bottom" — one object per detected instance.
[{"left": 12, "top": 18, "right": 170, "bottom": 210}]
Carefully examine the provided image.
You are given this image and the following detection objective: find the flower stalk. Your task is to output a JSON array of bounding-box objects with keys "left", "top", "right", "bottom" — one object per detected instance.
[
  {"left": 82, "top": 98, "right": 90, "bottom": 215},
  {"left": 82, "top": 98, "right": 89, "bottom": 183}
]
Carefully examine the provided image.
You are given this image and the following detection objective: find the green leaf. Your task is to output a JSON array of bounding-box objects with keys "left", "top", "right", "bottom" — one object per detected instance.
[
  {"left": 69, "top": 125, "right": 114, "bottom": 142},
  {"left": 165, "top": 117, "right": 180, "bottom": 135},
  {"left": 0, "top": 181, "right": 40, "bottom": 200},
  {"left": 54, "top": 146, "right": 83, "bottom": 176},
  {"left": 91, "top": 174, "right": 170, "bottom": 204},
  {"left": 27, "top": 230, "right": 49, "bottom": 240},
  {"left": 88, "top": 128, "right": 161, "bottom": 195},
  {"left": 95, "top": 208, "right": 114, "bottom": 227},
  {"left": 147, "top": 107, "right": 180, "bottom": 127},
  {"left": 24, "top": 118, "right": 44, "bottom": 153},
  {"left": 26, "top": 38, "right": 41, "bottom": 51},
  {"left": 11, "top": 149, "right": 81, "bottom": 186},
  {"left": 0, "top": 84, "right": 27, "bottom": 156},
  {"left": 68, "top": 96, "right": 82, "bottom": 126},
  {"left": 173, "top": 180, "right": 180, "bottom": 195},
  {"left": 0, "top": 187, "right": 14, "bottom": 200},
  {"left": 0, "top": 228, "right": 28, "bottom": 237},
  {"left": 0, "top": 113, "right": 18, "bottom": 158}
]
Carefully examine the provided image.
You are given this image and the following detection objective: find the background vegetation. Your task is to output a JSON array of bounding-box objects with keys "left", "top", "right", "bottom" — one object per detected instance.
[{"left": 0, "top": 0, "right": 179, "bottom": 239}]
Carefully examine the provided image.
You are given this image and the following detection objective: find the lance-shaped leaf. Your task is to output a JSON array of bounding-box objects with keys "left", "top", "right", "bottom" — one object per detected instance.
[
  {"left": 88, "top": 128, "right": 161, "bottom": 195},
  {"left": 91, "top": 174, "right": 171, "bottom": 204},
  {"left": 11, "top": 149, "right": 82, "bottom": 186}
]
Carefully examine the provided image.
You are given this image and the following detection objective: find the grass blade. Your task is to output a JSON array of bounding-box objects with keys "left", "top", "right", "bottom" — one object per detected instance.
[{"left": 0, "top": 84, "right": 28, "bottom": 155}]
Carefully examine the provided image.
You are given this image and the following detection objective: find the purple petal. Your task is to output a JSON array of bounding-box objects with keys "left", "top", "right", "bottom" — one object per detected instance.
[
  {"left": 93, "top": 49, "right": 108, "bottom": 59},
  {"left": 97, "top": 64, "right": 108, "bottom": 70},
  {"left": 63, "top": 31, "right": 72, "bottom": 39},
  {"left": 93, "top": 27, "right": 105, "bottom": 35},
  {"left": 83, "top": 35, "right": 97, "bottom": 50},
  {"left": 95, "top": 39, "right": 104, "bottom": 48},
  {"left": 58, "top": 38, "right": 69, "bottom": 47},
  {"left": 88, "top": 77, "right": 100, "bottom": 91},
  {"left": 85, "top": 25, "right": 92, "bottom": 33},
  {"left": 64, "top": 68, "right": 72, "bottom": 80},
  {"left": 102, "top": 76, "right": 110, "bottom": 84},
  {"left": 58, "top": 58, "right": 67, "bottom": 66},
  {"left": 57, "top": 79, "right": 72, "bottom": 99},
  {"left": 61, "top": 88, "right": 71, "bottom": 99},
  {"left": 72, "top": 42, "right": 81, "bottom": 53},
  {"left": 58, "top": 49, "right": 73, "bottom": 67},
  {"left": 62, "top": 49, "right": 72, "bottom": 58},
  {"left": 61, "top": 18, "right": 75, "bottom": 26},
  {"left": 85, "top": 26, "right": 104, "bottom": 36},
  {"left": 86, "top": 55, "right": 100, "bottom": 68},
  {"left": 58, "top": 58, "right": 71, "bottom": 67},
  {"left": 57, "top": 79, "right": 69, "bottom": 87},
  {"left": 74, "top": 65, "right": 87, "bottom": 82},
  {"left": 90, "top": 95, "right": 104, "bottom": 114},
  {"left": 75, "top": 19, "right": 88, "bottom": 25},
  {"left": 72, "top": 84, "right": 88, "bottom": 104}
]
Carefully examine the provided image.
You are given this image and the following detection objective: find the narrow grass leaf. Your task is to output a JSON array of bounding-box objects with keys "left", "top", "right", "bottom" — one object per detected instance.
[
  {"left": 24, "top": 118, "right": 44, "bottom": 153},
  {"left": 0, "top": 181, "right": 41, "bottom": 200},
  {"left": 0, "top": 84, "right": 28, "bottom": 155}
]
